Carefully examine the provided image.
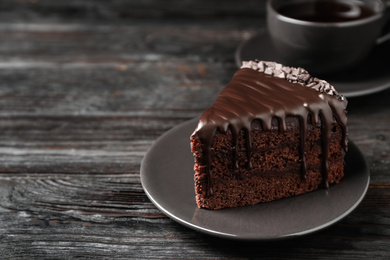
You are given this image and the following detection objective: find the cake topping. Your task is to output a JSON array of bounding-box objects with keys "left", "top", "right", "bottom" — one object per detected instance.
[
  {"left": 242, "top": 60, "right": 342, "bottom": 98},
  {"left": 192, "top": 61, "right": 348, "bottom": 196}
]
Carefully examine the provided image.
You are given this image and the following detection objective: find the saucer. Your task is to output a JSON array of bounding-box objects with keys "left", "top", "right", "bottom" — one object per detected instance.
[{"left": 235, "top": 30, "right": 390, "bottom": 98}]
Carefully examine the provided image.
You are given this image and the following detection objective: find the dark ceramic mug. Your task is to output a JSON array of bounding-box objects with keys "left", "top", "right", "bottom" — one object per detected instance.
[{"left": 267, "top": 0, "right": 390, "bottom": 75}]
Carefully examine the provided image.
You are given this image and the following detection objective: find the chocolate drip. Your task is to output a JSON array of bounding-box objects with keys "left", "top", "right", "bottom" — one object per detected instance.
[
  {"left": 202, "top": 127, "right": 216, "bottom": 196},
  {"left": 245, "top": 129, "right": 253, "bottom": 170},
  {"left": 298, "top": 116, "right": 307, "bottom": 179},
  {"left": 232, "top": 126, "right": 239, "bottom": 169},
  {"left": 192, "top": 66, "right": 347, "bottom": 197}
]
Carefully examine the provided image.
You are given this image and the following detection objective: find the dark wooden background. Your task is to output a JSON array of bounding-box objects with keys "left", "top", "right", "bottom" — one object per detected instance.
[{"left": 0, "top": 0, "right": 389, "bottom": 259}]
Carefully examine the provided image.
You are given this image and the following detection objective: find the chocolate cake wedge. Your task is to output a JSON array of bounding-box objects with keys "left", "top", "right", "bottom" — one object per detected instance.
[{"left": 190, "top": 60, "right": 348, "bottom": 210}]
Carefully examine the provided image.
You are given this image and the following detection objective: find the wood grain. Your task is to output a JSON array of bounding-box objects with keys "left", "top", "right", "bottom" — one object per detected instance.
[
  {"left": 0, "top": 0, "right": 389, "bottom": 258},
  {"left": 1, "top": 175, "right": 389, "bottom": 259}
]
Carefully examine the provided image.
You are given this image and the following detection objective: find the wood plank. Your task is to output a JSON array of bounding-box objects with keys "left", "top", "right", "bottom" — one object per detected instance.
[
  {"left": 0, "top": 112, "right": 387, "bottom": 176},
  {"left": 0, "top": 61, "right": 232, "bottom": 116},
  {"left": 0, "top": 0, "right": 266, "bottom": 22},
  {"left": 0, "top": 115, "right": 180, "bottom": 174},
  {"left": 0, "top": 175, "right": 389, "bottom": 258},
  {"left": 0, "top": 20, "right": 252, "bottom": 63}
]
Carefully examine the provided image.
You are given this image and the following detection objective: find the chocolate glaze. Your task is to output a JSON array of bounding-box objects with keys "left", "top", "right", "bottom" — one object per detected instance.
[{"left": 192, "top": 62, "right": 348, "bottom": 196}]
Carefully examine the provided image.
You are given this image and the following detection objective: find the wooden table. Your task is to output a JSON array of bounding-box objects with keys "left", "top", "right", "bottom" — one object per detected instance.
[{"left": 1, "top": 1, "right": 389, "bottom": 258}]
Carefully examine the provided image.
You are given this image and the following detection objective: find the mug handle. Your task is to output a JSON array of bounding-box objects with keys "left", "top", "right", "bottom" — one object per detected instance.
[{"left": 376, "top": 0, "right": 390, "bottom": 44}]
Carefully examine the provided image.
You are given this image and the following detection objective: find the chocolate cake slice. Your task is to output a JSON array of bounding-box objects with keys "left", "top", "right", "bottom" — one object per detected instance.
[{"left": 190, "top": 61, "right": 348, "bottom": 210}]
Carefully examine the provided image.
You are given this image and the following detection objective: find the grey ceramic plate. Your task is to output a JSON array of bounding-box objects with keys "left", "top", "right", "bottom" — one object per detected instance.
[
  {"left": 235, "top": 30, "right": 390, "bottom": 98},
  {"left": 140, "top": 117, "right": 370, "bottom": 240}
]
